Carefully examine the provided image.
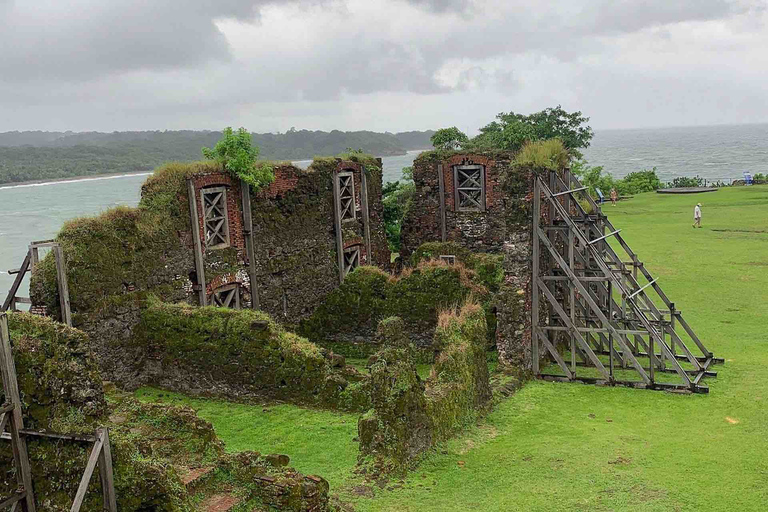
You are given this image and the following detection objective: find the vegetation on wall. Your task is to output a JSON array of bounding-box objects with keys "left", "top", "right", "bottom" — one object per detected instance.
[
  {"left": 409, "top": 242, "right": 504, "bottom": 293},
  {"left": 202, "top": 127, "right": 274, "bottom": 189},
  {"left": 358, "top": 303, "right": 492, "bottom": 472},
  {"left": 514, "top": 139, "right": 570, "bottom": 171},
  {"left": 29, "top": 161, "right": 226, "bottom": 318},
  {"left": 382, "top": 166, "right": 415, "bottom": 252},
  {"left": 135, "top": 298, "right": 370, "bottom": 412},
  {"left": 298, "top": 261, "right": 490, "bottom": 352}
]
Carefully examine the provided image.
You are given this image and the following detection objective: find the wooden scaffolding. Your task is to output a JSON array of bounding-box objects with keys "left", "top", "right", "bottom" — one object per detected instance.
[
  {"left": 1, "top": 313, "right": 117, "bottom": 511},
  {"left": 531, "top": 170, "right": 723, "bottom": 393},
  {"left": 1, "top": 240, "right": 71, "bottom": 327}
]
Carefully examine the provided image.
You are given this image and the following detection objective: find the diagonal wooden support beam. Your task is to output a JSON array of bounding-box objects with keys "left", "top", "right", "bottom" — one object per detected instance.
[
  {"left": 536, "top": 277, "right": 611, "bottom": 380},
  {"left": 561, "top": 173, "right": 713, "bottom": 361},
  {"left": 69, "top": 431, "right": 105, "bottom": 512},
  {"left": 537, "top": 226, "right": 651, "bottom": 384},
  {"left": 540, "top": 179, "right": 693, "bottom": 387},
  {"left": 535, "top": 329, "right": 574, "bottom": 379},
  {"left": 1, "top": 251, "right": 30, "bottom": 313}
]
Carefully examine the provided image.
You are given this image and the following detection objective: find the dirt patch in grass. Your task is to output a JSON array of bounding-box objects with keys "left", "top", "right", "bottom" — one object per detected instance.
[
  {"left": 630, "top": 484, "right": 669, "bottom": 503},
  {"left": 351, "top": 485, "right": 375, "bottom": 498}
]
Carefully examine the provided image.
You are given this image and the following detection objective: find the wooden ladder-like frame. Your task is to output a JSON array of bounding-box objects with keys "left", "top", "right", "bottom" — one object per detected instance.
[
  {"left": 0, "top": 313, "right": 117, "bottom": 511},
  {"left": 1, "top": 240, "right": 71, "bottom": 327},
  {"left": 531, "top": 169, "right": 723, "bottom": 393}
]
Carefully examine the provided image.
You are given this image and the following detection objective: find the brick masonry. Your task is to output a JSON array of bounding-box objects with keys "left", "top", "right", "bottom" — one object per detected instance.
[
  {"left": 400, "top": 151, "right": 538, "bottom": 370},
  {"left": 190, "top": 173, "right": 249, "bottom": 302},
  {"left": 401, "top": 153, "right": 511, "bottom": 260},
  {"left": 187, "top": 159, "right": 389, "bottom": 322}
]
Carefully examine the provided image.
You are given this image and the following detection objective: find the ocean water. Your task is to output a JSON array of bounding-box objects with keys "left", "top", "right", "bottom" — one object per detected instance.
[
  {"left": 582, "top": 123, "right": 768, "bottom": 182},
  {"left": 2, "top": 123, "right": 768, "bottom": 303},
  {"left": 0, "top": 152, "right": 422, "bottom": 302}
]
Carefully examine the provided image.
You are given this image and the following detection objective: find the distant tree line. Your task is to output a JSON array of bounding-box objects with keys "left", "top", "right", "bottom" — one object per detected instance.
[{"left": 0, "top": 129, "right": 435, "bottom": 184}]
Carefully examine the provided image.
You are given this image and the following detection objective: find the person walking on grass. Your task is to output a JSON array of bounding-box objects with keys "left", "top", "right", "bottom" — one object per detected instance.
[
  {"left": 610, "top": 188, "right": 618, "bottom": 206},
  {"left": 693, "top": 203, "right": 702, "bottom": 228}
]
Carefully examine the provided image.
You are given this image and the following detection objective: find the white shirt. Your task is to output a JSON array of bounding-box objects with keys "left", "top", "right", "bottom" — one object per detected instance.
[{"left": 694, "top": 206, "right": 701, "bottom": 219}]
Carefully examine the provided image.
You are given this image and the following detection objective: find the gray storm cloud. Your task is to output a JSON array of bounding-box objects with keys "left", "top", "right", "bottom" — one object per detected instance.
[{"left": 0, "top": 0, "right": 766, "bottom": 132}]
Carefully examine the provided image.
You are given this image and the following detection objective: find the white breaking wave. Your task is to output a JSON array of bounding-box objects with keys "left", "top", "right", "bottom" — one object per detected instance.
[{"left": 0, "top": 172, "right": 153, "bottom": 190}]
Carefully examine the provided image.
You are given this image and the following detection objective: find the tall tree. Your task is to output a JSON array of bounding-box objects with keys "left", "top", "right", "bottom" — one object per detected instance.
[
  {"left": 473, "top": 105, "right": 593, "bottom": 157},
  {"left": 430, "top": 127, "right": 469, "bottom": 151}
]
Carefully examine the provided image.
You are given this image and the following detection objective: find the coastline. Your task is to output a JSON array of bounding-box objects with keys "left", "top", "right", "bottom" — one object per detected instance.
[
  {"left": 0, "top": 149, "right": 430, "bottom": 189},
  {"left": 0, "top": 169, "right": 155, "bottom": 189}
]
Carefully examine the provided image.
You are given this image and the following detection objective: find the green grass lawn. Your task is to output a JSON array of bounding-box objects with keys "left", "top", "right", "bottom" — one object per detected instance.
[
  {"left": 137, "top": 185, "right": 768, "bottom": 510},
  {"left": 134, "top": 388, "right": 360, "bottom": 488}
]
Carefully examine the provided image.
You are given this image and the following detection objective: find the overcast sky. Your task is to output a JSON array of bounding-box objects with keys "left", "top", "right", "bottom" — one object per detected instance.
[{"left": 1, "top": 0, "right": 767, "bottom": 133}]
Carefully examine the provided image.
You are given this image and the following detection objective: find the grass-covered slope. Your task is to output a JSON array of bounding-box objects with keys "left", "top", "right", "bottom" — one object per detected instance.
[
  {"left": 341, "top": 185, "right": 768, "bottom": 510},
  {"left": 1, "top": 313, "right": 337, "bottom": 511}
]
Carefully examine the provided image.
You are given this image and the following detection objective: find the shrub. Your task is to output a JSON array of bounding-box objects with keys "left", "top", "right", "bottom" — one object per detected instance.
[
  {"left": 382, "top": 167, "right": 415, "bottom": 252},
  {"left": 621, "top": 168, "right": 662, "bottom": 193},
  {"left": 430, "top": 127, "right": 469, "bottom": 151},
  {"left": 202, "top": 127, "right": 274, "bottom": 189},
  {"left": 514, "top": 139, "right": 570, "bottom": 171},
  {"left": 670, "top": 175, "right": 704, "bottom": 188},
  {"left": 299, "top": 261, "right": 490, "bottom": 349},
  {"left": 572, "top": 161, "right": 663, "bottom": 198}
]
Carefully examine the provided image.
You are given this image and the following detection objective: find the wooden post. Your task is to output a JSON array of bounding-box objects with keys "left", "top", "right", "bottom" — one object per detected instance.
[
  {"left": 240, "top": 180, "right": 260, "bottom": 310},
  {"left": 187, "top": 179, "right": 207, "bottom": 306},
  {"left": 437, "top": 164, "right": 447, "bottom": 242},
  {"left": 531, "top": 178, "right": 541, "bottom": 375},
  {"left": 30, "top": 246, "right": 39, "bottom": 268},
  {"left": 1, "top": 251, "right": 30, "bottom": 313},
  {"left": 669, "top": 302, "right": 676, "bottom": 357},
  {"left": 360, "top": 167, "right": 373, "bottom": 263},
  {"left": 0, "top": 313, "right": 36, "bottom": 512},
  {"left": 607, "top": 279, "right": 614, "bottom": 379},
  {"left": 70, "top": 433, "right": 104, "bottom": 512},
  {"left": 98, "top": 429, "right": 117, "bottom": 512},
  {"left": 53, "top": 245, "right": 72, "bottom": 327},
  {"left": 569, "top": 227, "right": 575, "bottom": 376},
  {"left": 332, "top": 171, "right": 345, "bottom": 284}
]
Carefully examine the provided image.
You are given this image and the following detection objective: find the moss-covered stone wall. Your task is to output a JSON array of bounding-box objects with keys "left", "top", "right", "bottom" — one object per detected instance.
[
  {"left": 358, "top": 304, "right": 492, "bottom": 472},
  {"left": 299, "top": 261, "right": 490, "bottom": 353},
  {"left": 127, "top": 298, "right": 370, "bottom": 411},
  {"left": 401, "top": 150, "right": 526, "bottom": 260},
  {"left": 250, "top": 156, "right": 388, "bottom": 321},
  {"left": 29, "top": 155, "right": 390, "bottom": 390},
  {"left": 0, "top": 313, "right": 335, "bottom": 512}
]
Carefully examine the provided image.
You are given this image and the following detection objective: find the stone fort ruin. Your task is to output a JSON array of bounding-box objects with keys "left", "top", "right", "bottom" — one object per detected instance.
[{"left": 1, "top": 147, "right": 721, "bottom": 511}]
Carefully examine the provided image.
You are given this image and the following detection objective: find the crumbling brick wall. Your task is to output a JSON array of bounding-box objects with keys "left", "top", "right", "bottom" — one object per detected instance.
[
  {"left": 29, "top": 157, "right": 389, "bottom": 394},
  {"left": 400, "top": 151, "right": 537, "bottom": 371},
  {"left": 189, "top": 171, "right": 251, "bottom": 303},
  {"left": 249, "top": 159, "right": 389, "bottom": 321},
  {"left": 401, "top": 152, "right": 512, "bottom": 260}
]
